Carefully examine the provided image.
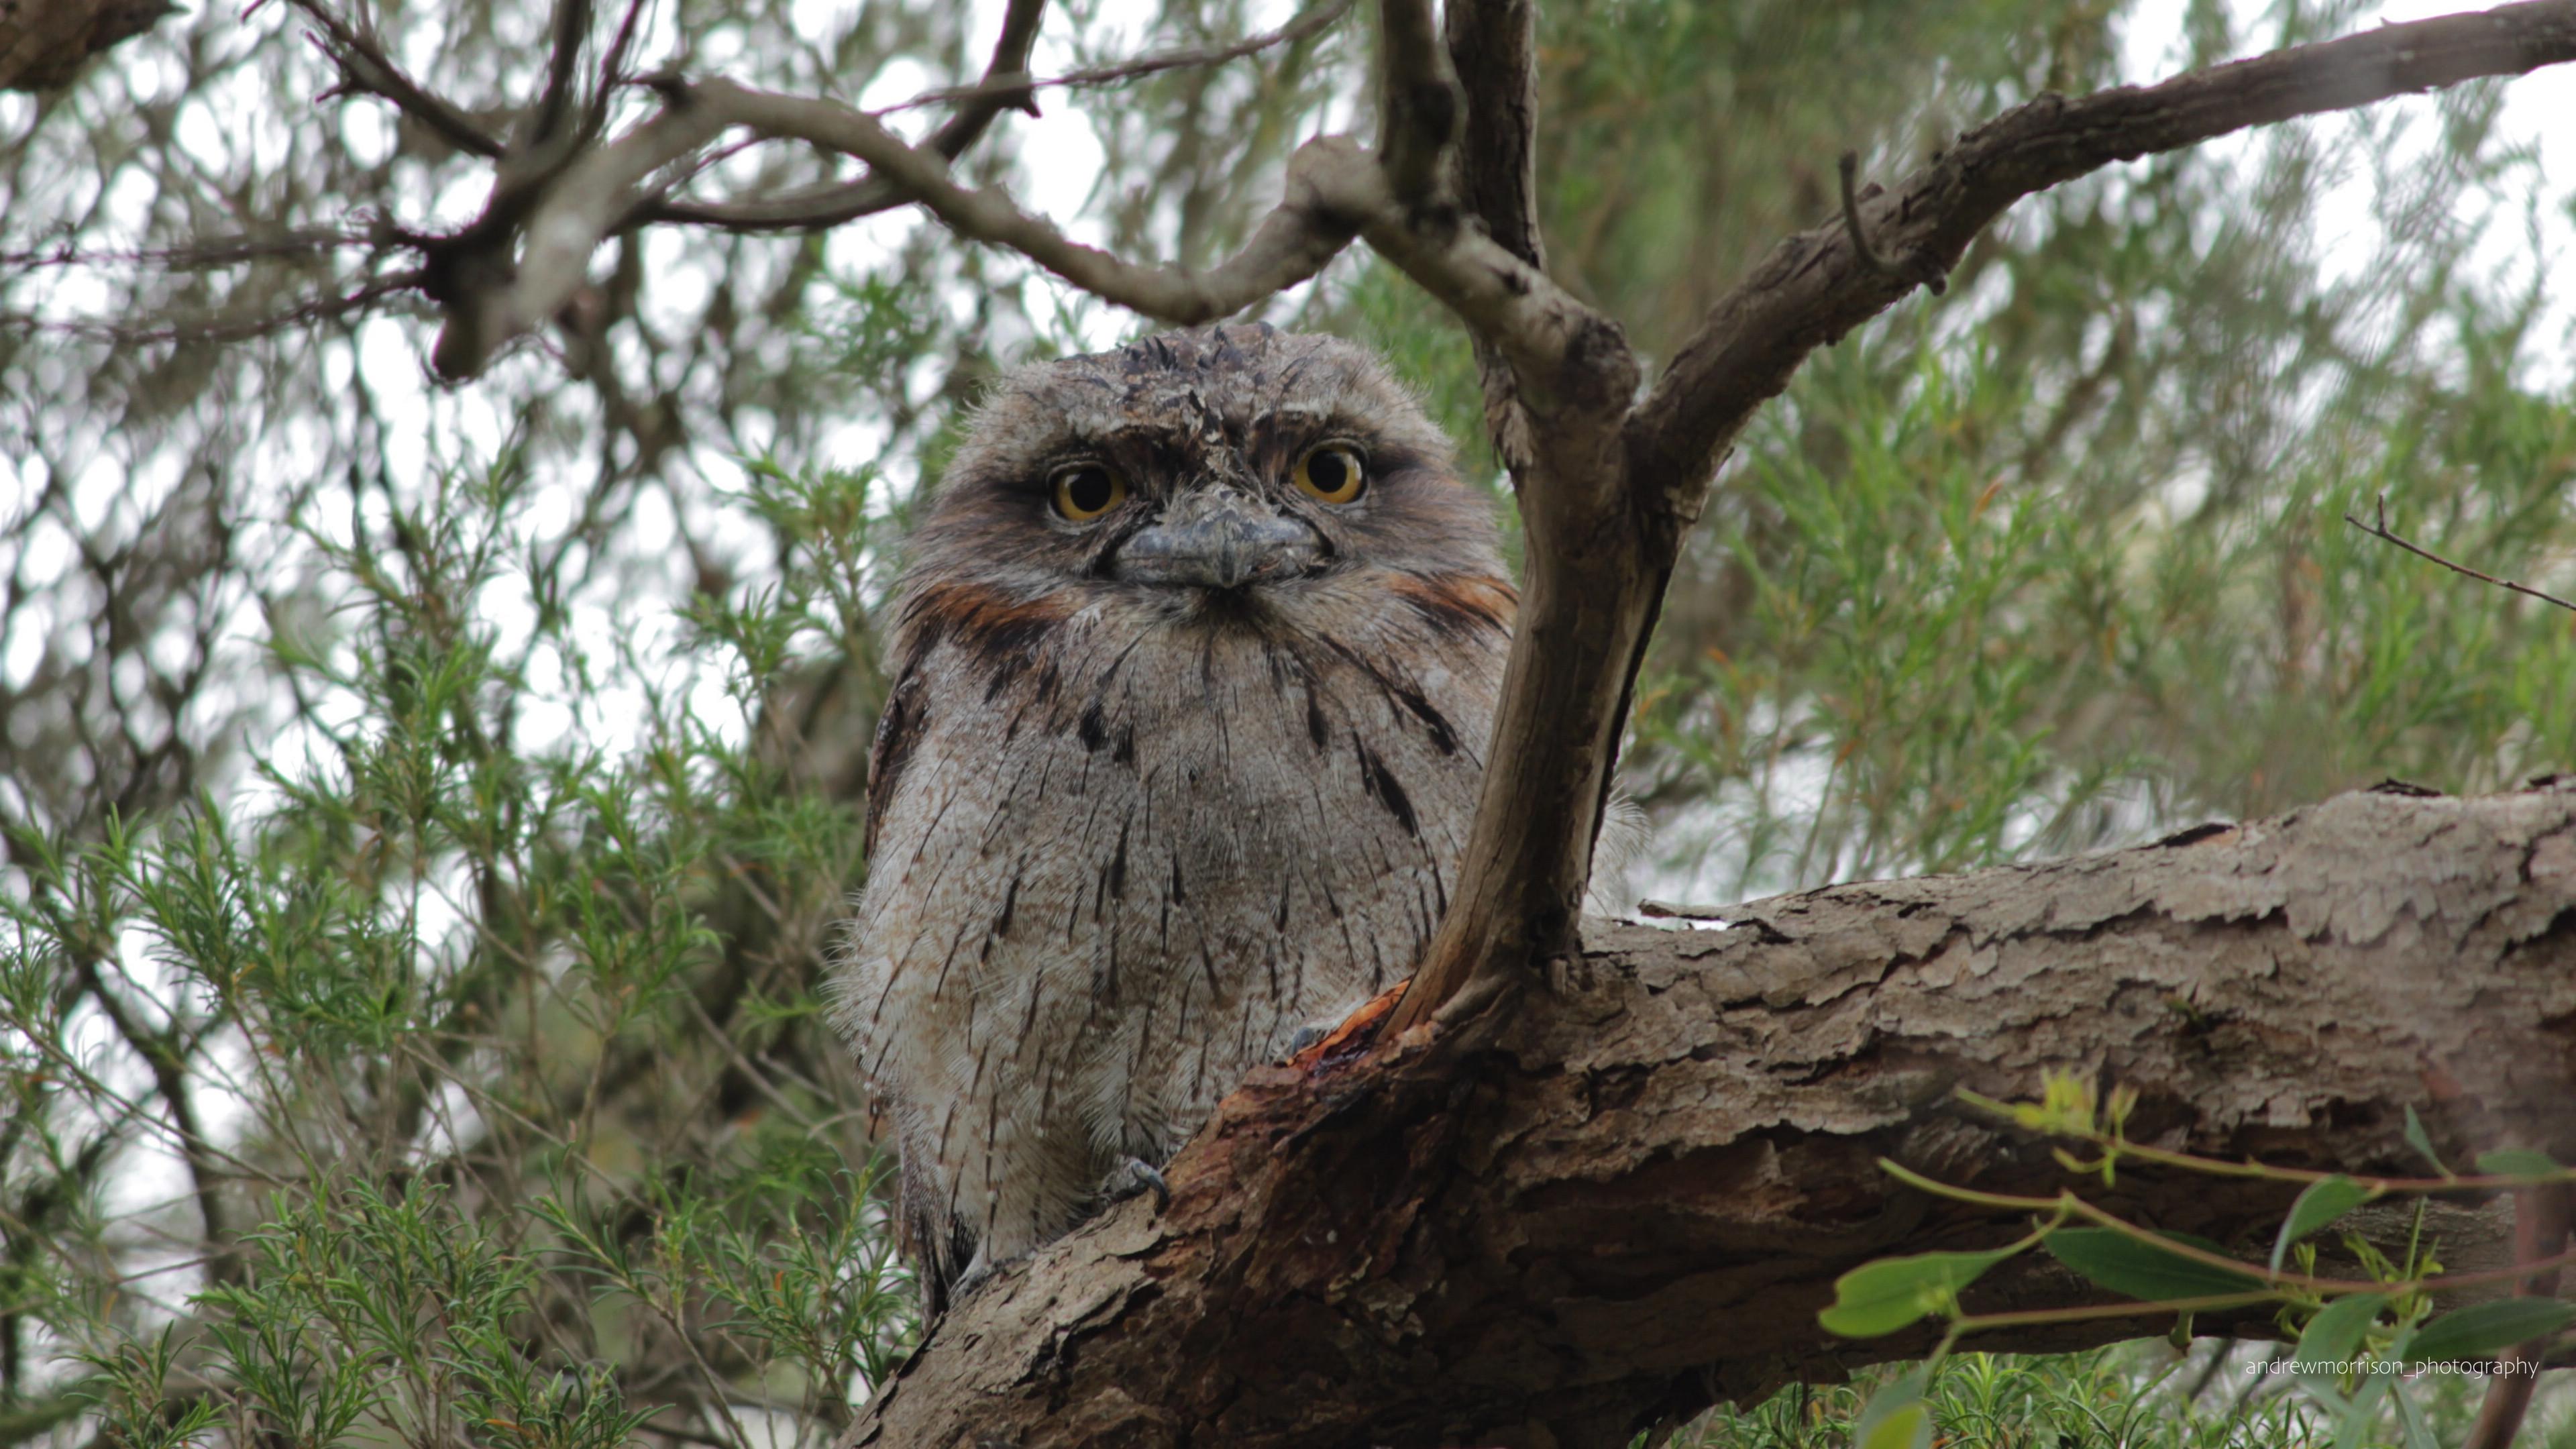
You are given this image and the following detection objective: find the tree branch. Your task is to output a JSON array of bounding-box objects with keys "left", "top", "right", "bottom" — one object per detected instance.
[
  {"left": 848, "top": 782, "right": 2576, "bottom": 1449},
  {"left": 1393, "top": 0, "right": 2576, "bottom": 1032},
  {"left": 439, "top": 74, "right": 1375, "bottom": 376},
  {"left": 2346, "top": 492, "right": 2576, "bottom": 614},
  {"left": 289, "top": 0, "right": 504, "bottom": 159},
  {"left": 640, "top": 0, "right": 1049, "bottom": 231},
  {"left": 1628, "top": 0, "right": 2576, "bottom": 504},
  {"left": 884, "top": 0, "right": 1352, "bottom": 115},
  {"left": 1440, "top": 0, "right": 1544, "bottom": 467}
]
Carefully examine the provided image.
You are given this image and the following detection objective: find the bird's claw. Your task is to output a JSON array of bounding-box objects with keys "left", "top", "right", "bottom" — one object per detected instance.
[{"left": 1098, "top": 1155, "right": 1171, "bottom": 1212}]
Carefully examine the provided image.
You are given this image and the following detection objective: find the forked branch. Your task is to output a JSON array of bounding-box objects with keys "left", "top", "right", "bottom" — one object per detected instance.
[{"left": 1391, "top": 0, "right": 2576, "bottom": 1033}]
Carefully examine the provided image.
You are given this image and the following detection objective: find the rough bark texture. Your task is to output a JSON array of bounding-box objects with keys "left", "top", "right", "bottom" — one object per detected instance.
[
  {"left": 847, "top": 782, "right": 2576, "bottom": 1449},
  {"left": 0, "top": 0, "right": 174, "bottom": 91}
]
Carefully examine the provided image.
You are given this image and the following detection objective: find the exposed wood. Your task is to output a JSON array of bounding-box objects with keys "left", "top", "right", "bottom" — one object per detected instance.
[{"left": 847, "top": 782, "right": 2576, "bottom": 1449}]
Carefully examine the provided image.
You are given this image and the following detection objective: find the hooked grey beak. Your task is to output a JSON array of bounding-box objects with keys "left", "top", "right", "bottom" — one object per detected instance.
[{"left": 1110, "top": 489, "right": 1322, "bottom": 590}]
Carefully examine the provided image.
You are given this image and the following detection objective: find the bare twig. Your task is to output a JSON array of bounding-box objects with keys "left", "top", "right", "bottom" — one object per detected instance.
[
  {"left": 2343, "top": 494, "right": 2576, "bottom": 614},
  {"left": 289, "top": 0, "right": 503, "bottom": 158},
  {"left": 443, "top": 73, "right": 1373, "bottom": 376},
  {"left": 641, "top": 0, "right": 1046, "bottom": 231},
  {"left": 585, "top": 0, "right": 654, "bottom": 139},
  {"left": 885, "top": 0, "right": 1353, "bottom": 114},
  {"left": 0, "top": 270, "right": 426, "bottom": 345},
  {"left": 528, "top": 0, "right": 594, "bottom": 148},
  {"left": 1633, "top": 0, "right": 2576, "bottom": 507},
  {"left": 0, "top": 227, "right": 380, "bottom": 270}
]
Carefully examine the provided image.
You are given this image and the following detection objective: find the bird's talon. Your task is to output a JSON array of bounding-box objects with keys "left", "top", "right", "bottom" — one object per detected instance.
[{"left": 1099, "top": 1156, "right": 1171, "bottom": 1212}]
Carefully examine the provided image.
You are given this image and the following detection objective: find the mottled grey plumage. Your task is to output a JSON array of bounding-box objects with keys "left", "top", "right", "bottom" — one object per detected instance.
[{"left": 830, "top": 325, "right": 1511, "bottom": 1311}]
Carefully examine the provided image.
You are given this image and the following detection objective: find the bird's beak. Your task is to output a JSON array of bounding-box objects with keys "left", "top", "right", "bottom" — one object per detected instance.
[{"left": 1110, "top": 488, "right": 1321, "bottom": 590}]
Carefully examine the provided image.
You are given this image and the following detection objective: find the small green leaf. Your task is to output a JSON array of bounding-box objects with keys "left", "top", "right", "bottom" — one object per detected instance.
[
  {"left": 2043, "top": 1227, "right": 2263, "bottom": 1302},
  {"left": 2473, "top": 1149, "right": 2565, "bottom": 1179},
  {"left": 1819, "top": 1247, "right": 2020, "bottom": 1338},
  {"left": 2273, "top": 1176, "right": 2371, "bottom": 1273},
  {"left": 2403, "top": 1106, "right": 2450, "bottom": 1177},
  {"left": 1851, "top": 1370, "right": 1935, "bottom": 1449},
  {"left": 2293, "top": 1291, "right": 2387, "bottom": 1378},
  {"left": 2401, "top": 1298, "right": 2576, "bottom": 1366}
]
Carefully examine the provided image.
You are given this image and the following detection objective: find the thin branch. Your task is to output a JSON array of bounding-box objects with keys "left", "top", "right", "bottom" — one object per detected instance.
[
  {"left": 2344, "top": 493, "right": 2576, "bottom": 614},
  {"left": 529, "top": 0, "right": 594, "bottom": 148},
  {"left": 641, "top": 0, "right": 1047, "bottom": 231},
  {"left": 0, "top": 227, "right": 380, "bottom": 270},
  {"left": 1374, "top": 0, "right": 1454, "bottom": 202},
  {"left": 288, "top": 0, "right": 503, "bottom": 158},
  {"left": 1632, "top": 0, "right": 2576, "bottom": 510},
  {"left": 443, "top": 73, "right": 1371, "bottom": 376},
  {"left": 0, "top": 270, "right": 426, "bottom": 345},
  {"left": 885, "top": 0, "right": 1353, "bottom": 113}
]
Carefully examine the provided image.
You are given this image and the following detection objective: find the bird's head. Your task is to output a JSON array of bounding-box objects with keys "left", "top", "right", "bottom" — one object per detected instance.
[{"left": 900, "top": 324, "right": 1506, "bottom": 628}]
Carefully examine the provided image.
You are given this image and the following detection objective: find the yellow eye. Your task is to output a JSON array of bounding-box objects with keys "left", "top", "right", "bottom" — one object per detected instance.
[
  {"left": 1292, "top": 444, "right": 1367, "bottom": 505},
  {"left": 1049, "top": 462, "right": 1128, "bottom": 521}
]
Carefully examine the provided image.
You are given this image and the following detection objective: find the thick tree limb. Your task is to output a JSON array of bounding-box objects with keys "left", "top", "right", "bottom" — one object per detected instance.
[
  {"left": 1393, "top": 0, "right": 2576, "bottom": 1030},
  {"left": 849, "top": 782, "right": 2576, "bottom": 1449}
]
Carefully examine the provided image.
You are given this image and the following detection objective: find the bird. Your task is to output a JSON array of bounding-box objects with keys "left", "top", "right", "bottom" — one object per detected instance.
[{"left": 829, "top": 323, "right": 1515, "bottom": 1314}]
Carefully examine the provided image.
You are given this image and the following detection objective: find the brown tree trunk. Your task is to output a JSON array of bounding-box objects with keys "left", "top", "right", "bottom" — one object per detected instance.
[{"left": 846, "top": 781, "right": 2576, "bottom": 1449}]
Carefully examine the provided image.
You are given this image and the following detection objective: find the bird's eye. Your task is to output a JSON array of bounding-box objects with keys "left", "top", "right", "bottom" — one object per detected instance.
[
  {"left": 1291, "top": 444, "right": 1367, "bottom": 505},
  {"left": 1049, "top": 463, "right": 1128, "bottom": 522}
]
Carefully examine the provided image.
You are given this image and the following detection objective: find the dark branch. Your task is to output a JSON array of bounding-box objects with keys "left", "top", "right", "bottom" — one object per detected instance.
[
  {"left": 529, "top": 0, "right": 593, "bottom": 148},
  {"left": 1631, "top": 0, "right": 2576, "bottom": 504},
  {"left": 1, "top": 270, "right": 425, "bottom": 345},
  {"left": 1373, "top": 0, "right": 1456, "bottom": 202},
  {"left": 885, "top": 0, "right": 1352, "bottom": 114},
  {"left": 1440, "top": 0, "right": 1543, "bottom": 470},
  {"left": 289, "top": 0, "right": 504, "bottom": 158},
  {"left": 2345, "top": 492, "right": 2576, "bottom": 614}
]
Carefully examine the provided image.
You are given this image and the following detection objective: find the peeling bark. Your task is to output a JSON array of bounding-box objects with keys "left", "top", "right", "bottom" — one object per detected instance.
[{"left": 847, "top": 782, "right": 2576, "bottom": 1449}]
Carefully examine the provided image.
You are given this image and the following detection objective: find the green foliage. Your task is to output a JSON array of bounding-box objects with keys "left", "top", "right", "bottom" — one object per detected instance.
[
  {"left": 1820, "top": 1247, "right": 2029, "bottom": 1340},
  {"left": 1671, "top": 1345, "right": 2351, "bottom": 1448},
  {"left": 2043, "top": 1230, "right": 2265, "bottom": 1303},
  {"left": 1821, "top": 1073, "right": 2576, "bottom": 1447},
  {"left": 1, "top": 452, "right": 903, "bottom": 1447},
  {"left": 2274, "top": 1177, "right": 2374, "bottom": 1273}
]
